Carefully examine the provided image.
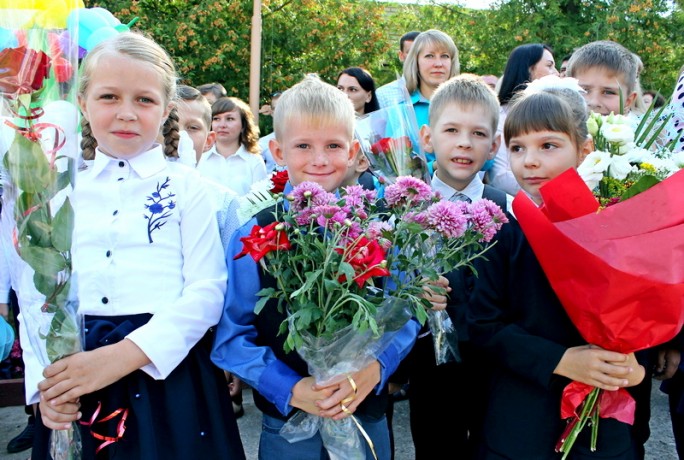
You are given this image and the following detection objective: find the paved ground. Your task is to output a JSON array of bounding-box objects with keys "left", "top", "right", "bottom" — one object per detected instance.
[{"left": 1, "top": 383, "right": 678, "bottom": 459}]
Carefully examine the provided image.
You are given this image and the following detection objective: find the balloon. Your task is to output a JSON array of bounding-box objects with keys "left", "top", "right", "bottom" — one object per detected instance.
[
  {"left": 91, "top": 7, "right": 121, "bottom": 27},
  {"left": 34, "top": 1, "right": 70, "bottom": 29},
  {"left": 68, "top": 8, "right": 110, "bottom": 50},
  {"left": 85, "top": 26, "right": 118, "bottom": 52},
  {"left": 0, "top": 28, "right": 17, "bottom": 51},
  {"left": 52, "top": 56, "right": 74, "bottom": 83}
]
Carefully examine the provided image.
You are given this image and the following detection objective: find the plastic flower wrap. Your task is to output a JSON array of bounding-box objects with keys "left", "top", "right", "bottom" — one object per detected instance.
[
  {"left": 577, "top": 107, "right": 681, "bottom": 207},
  {"left": 234, "top": 177, "right": 507, "bottom": 458},
  {"left": 0, "top": 2, "right": 83, "bottom": 459},
  {"left": 355, "top": 102, "right": 431, "bottom": 186},
  {"left": 512, "top": 168, "right": 684, "bottom": 458}
]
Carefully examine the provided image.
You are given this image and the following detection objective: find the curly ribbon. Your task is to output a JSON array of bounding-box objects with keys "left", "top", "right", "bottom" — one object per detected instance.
[
  {"left": 339, "top": 375, "right": 377, "bottom": 460},
  {"left": 79, "top": 401, "right": 129, "bottom": 454}
]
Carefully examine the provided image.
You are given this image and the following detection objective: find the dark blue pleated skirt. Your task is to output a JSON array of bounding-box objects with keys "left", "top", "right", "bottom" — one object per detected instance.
[{"left": 33, "top": 314, "right": 246, "bottom": 460}]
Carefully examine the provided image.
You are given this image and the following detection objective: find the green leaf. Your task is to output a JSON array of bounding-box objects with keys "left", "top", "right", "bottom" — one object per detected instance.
[
  {"left": 290, "top": 269, "right": 322, "bottom": 298},
  {"left": 22, "top": 207, "right": 52, "bottom": 248},
  {"left": 6, "top": 133, "right": 54, "bottom": 193},
  {"left": 46, "top": 307, "right": 81, "bottom": 362},
  {"left": 33, "top": 271, "right": 60, "bottom": 301},
  {"left": 254, "top": 295, "right": 270, "bottom": 315},
  {"left": 621, "top": 175, "right": 661, "bottom": 201},
  {"left": 52, "top": 198, "right": 74, "bottom": 253},
  {"left": 21, "top": 246, "right": 68, "bottom": 277}
]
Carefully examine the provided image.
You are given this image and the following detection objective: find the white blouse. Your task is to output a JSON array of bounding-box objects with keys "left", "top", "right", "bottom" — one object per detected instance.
[
  {"left": 196, "top": 144, "right": 268, "bottom": 196},
  {"left": 72, "top": 145, "right": 227, "bottom": 380}
]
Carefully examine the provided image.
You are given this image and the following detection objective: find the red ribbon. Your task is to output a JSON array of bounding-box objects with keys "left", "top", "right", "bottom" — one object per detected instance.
[
  {"left": 79, "top": 401, "right": 129, "bottom": 454},
  {"left": 560, "top": 381, "right": 636, "bottom": 425}
]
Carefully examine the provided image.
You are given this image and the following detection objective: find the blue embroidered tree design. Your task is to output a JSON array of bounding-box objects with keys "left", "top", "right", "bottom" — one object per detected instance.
[{"left": 144, "top": 177, "right": 176, "bottom": 243}]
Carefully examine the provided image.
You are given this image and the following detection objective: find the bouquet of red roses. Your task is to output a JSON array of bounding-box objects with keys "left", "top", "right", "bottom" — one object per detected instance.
[{"left": 512, "top": 167, "right": 684, "bottom": 458}]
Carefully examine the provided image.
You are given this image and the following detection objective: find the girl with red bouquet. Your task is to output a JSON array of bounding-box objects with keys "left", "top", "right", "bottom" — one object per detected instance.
[{"left": 466, "top": 82, "right": 652, "bottom": 459}]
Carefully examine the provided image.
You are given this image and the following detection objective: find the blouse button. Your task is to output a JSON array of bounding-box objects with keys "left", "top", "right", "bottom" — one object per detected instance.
[
  {"left": 106, "top": 250, "right": 112, "bottom": 257},
  {"left": 134, "top": 393, "right": 141, "bottom": 399},
  {"left": 113, "top": 210, "right": 118, "bottom": 216},
  {"left": 101, "top": 297, "right": 109, "bottom": 304},
  {"left": 118, "top": 161, "right": 125, "bottom": 167}
]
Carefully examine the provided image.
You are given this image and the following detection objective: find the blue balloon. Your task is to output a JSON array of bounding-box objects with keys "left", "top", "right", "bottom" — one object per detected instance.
[
  {"left": 68, "top": 8, "right": 111, "bottom": 50},
  {"left": 91, "top": 7, "right": 121, "bottom": 27},
  {"left": 85, "top": 26, "right": 119, "bottom": 52},
  {"left": 0, "top": 28, "right": 18, "bottom": 51}
]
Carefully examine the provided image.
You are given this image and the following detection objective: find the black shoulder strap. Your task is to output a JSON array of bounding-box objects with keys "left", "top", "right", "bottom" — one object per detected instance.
[
  {"left": 255, "top": 204, "right": 278, "bottom": 227},
  {"left": 482, "top": 184, "right": 507, "bottom": 210}
]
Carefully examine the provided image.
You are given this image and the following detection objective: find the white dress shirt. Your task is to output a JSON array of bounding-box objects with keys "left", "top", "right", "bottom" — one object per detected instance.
[
  {"left": 196, "top": 144, "right": 268, "bottom": 196},
  {"left": 72, "top": 145, "right": 227, "bottom": 380}
]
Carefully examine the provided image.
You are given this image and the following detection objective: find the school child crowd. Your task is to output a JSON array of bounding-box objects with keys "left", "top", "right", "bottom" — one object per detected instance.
[{"left": 2, "top": 20, "right": 684, "bottom": 460}]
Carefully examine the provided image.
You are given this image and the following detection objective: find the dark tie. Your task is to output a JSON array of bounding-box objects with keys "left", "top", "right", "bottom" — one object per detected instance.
[{"left": 450, "top": 192, "right": 471, "bottom": 203}]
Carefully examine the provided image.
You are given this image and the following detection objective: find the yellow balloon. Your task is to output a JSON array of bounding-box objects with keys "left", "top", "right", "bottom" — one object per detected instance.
[
  {"left": 34, "top": 2, "right": 70, "bottom": 28},
  {"left": 0, "top": 0, "right": 83, "bottom": 29}
]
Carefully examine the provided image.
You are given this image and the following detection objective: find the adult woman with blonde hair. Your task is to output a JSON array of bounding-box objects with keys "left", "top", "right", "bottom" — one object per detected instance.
[{"left": 400, "top": 29, "right": 460, "bottom": 173}]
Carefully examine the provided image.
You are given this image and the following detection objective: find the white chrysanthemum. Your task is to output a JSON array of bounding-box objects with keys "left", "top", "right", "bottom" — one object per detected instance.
[
  {"left": 601, "top": 122, "right": 635, "bottom": 145},
  {"left": 577, "top": 150, "right": 611, "bottom": 190},
  {"left": 608, "top": 154, "right": 635, "bottom": 180}
]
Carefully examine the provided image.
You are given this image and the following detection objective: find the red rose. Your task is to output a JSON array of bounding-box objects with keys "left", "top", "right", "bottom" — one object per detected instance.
[
  {"left": 234, "top": 222, "right": 291, "bottom": 262},
  {"left": 270, "top": 170, "right": 289, "bottom": 194},
  {"left": 370, "top": 137, "right": 412, "bottom": 156},
  {"left": 336, "top": 237, "right": 390, "bottom": 288},
  {"left": 370, "top": 137, "right": 392, "bottom": 155},
  {"left": 0, "top": 46, "right": 51, "bottom": 98}
]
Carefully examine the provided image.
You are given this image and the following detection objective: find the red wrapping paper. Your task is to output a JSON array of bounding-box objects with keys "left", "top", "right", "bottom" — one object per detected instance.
[{"left": 512, "top": 168, "right": 684, "bottom": 424}]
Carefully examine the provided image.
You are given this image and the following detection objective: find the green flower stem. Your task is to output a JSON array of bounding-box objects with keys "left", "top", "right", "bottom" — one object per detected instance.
[{"left": 559, "top": 387, "right": 601, "bottom": 460}]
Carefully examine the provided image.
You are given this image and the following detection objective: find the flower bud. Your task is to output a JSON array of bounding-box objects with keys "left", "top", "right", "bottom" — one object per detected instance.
[
  {"left": 275, "top": 223, "right": 285, "bottom": 231},
  {"left": 587, "top": 117, "right": 599, "bottom": 137}
]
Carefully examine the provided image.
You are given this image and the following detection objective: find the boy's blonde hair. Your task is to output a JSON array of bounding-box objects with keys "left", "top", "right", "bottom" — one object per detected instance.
[
  {"left": 79, "top": 32, "right": 178, "bottom": 160},
  {"left": 504, "top": 87, "right": 589, "bottom": 151},
  {"left": 566, "top": 40, "right": 639, "bottom": 94},
  {"left": 273, "top": 75, "right": 355, "bottom": 140},
  {"left": 403, "top": 30, "right": 460, "bottom": 94},
  {"left": 429, "top": 74, "right": 500, "bottom": 133}
]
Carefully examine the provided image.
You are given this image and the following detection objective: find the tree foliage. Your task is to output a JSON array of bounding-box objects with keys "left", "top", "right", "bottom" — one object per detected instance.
[{"left": 88, "top": 0, "right": 684, "bottom": 104}]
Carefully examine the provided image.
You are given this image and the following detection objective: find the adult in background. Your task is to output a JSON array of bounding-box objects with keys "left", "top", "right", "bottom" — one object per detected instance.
[
  {"left": 197, "top": 97, "right": 267, "bottom": 195},
  {"left": 485, "top": 43, "right": 559, "bottom": 195},
  {"left": 376, "top": 31, "right": 421, "bottom": 108},
  {"left": 197, "top": 82, "right": 228, "bottom": 105}
]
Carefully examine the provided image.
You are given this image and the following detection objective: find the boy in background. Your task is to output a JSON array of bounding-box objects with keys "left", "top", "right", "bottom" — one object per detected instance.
[
  {"left": 177, "top": 85, "right": 216, "bottom": 164},
  {"left": 566, "top": 40, "right": 640, "bottom": 116}
]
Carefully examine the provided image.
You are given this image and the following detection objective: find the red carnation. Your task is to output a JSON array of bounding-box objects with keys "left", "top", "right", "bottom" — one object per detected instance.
[
  {"left": 235, "top": 222, "right": 291, "bottom": 262},
  {"left": 0, "top": 46, "right": 51, "bottom": 98}
]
